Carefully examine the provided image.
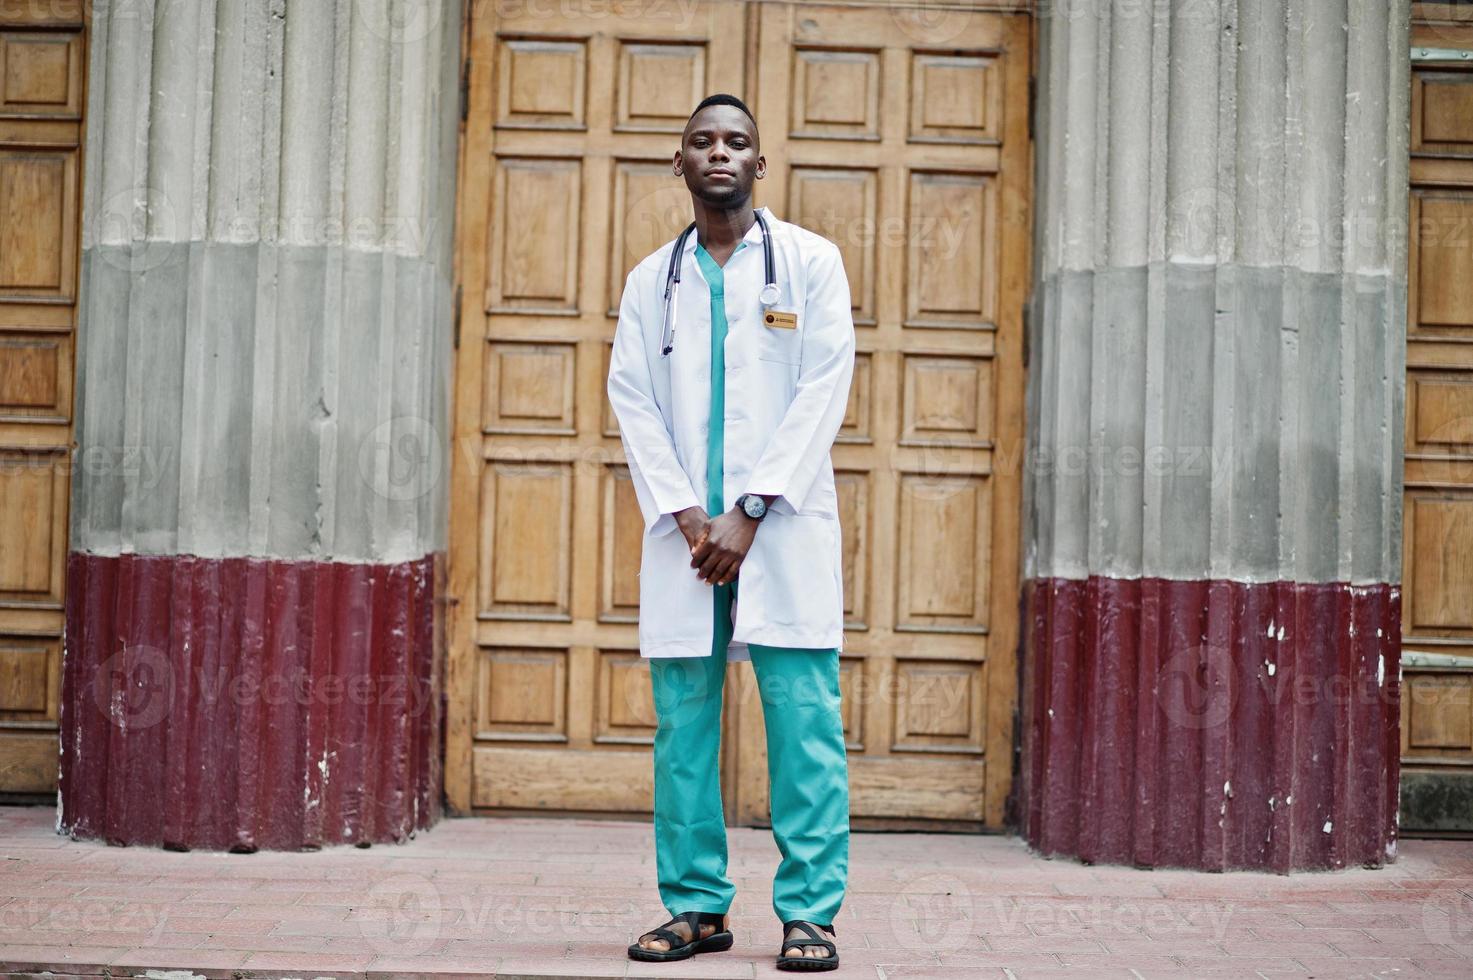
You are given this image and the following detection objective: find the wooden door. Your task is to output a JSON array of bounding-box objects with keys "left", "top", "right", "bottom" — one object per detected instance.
[
  {"left": 731, "top": 5, "right": 1029, "bottom": 830},
  {"left": 1401, "top": 7, "right": 1473, "bottom": 834},
  {"left": 0, "top": 0, "right": 86, "bottom": 798},
  {"left": 448, "top": 1, "right": 1031, "bottom": 829},
  {"left": 448, "top": 0, "right": 752, "bottom": 814}
]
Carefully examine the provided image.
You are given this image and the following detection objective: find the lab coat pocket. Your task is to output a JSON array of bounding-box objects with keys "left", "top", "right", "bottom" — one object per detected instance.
[
  {"left": 638, "top": 525, "right": 709, "bottom": 652},
  {"left": 756, "top": 314, "right": 802, "bottom": 365},
  {"left": 751, "top": 512, "right": 842, "bottom": 635}
]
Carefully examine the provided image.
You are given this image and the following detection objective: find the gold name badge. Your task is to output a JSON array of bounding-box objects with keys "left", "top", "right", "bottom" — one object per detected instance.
[{"left": 763, "top": 310, "right": 798, "bottom": 330}]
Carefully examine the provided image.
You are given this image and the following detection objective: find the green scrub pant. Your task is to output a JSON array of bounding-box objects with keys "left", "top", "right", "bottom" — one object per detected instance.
[
  {"left": 648, "top": 589, "right": 850, "bottom": 926},
  {"left": 653, "top": 241, "right": 848, "bottom": 926}
]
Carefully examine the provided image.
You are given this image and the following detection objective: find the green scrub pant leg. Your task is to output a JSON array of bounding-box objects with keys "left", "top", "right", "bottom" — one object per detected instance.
[
  {"left": 649, "top": 644, "right": 735, "bottom": 917},
  {"left": 748, "top": 642, "right": 850, "bottom": 927}
]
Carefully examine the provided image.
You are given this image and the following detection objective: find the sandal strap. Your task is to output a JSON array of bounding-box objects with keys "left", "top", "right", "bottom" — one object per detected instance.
[
  {"left": 781, "top": 919, "right": 837, "bottom": 953},
  {"left": 689, "top": 910, "right": 729, "bottom": 930},
  {"left": 783, "top": 919, "right": 836, "bottom": 939},
  {"left": 643, "top": 926, "right": 686, "bottom": 948},
  {"left": 642, "top": 909, "right": 729, "bottom": 947}
]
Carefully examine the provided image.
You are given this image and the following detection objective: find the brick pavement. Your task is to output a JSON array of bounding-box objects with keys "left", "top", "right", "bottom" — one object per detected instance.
[{"left": 0, "top": 804, "right": 1469, "bottom": 979}]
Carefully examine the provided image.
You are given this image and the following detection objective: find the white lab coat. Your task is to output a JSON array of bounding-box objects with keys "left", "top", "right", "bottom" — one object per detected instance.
[{"left": 606, "top": 206, "right": 856, "bottom": 661}]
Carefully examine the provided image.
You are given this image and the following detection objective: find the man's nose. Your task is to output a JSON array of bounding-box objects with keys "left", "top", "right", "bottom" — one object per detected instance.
[{"left": 709, "top": 141, "right": 729, "bottom": 162}]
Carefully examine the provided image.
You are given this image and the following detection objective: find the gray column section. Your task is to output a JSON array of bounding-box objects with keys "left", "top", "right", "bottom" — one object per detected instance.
[
  {"left": 73, "top": 0, "right": 463, "bottom": 564},
  {"left": 1027, "top": 0, "right": 1410, "bottom": 586}
]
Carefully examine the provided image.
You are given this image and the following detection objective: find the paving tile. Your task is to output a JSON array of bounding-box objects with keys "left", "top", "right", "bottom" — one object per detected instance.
[
  {"left": 108, "top": 948, "right": 250, "bottom": 976},
  {"left": 0, "top": 945, "right": 122, "bottom": 974},
  {"left": 241, "top": 950, "right": 378, "bottom": 972}
]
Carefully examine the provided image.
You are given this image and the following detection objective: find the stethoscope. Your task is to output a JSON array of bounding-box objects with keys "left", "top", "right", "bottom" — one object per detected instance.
[{"left": 660, "top": 209, "right": 781, "bottom": 356}]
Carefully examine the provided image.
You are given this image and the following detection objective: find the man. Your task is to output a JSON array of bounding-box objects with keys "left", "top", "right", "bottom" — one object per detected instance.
[{"left": 607, "top": 93, "right": 855, "bottom": 972}]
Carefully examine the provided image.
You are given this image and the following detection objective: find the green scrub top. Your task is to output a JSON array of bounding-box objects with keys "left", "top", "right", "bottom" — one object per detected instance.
[
  {"left": 693, "top": 239, "right": 747, "bottom": 658},
  {"left": 693, "top": 239, "right": 747, "bottom": 517}
]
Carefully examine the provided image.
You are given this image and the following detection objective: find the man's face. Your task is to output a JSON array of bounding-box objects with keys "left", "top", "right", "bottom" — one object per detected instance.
[{"left": 676, "top": 105, "right": 764, "bottom": 207}]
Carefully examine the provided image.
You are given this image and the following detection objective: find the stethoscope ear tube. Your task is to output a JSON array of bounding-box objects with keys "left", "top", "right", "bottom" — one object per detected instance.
[
  {"left": 661, "top": 221, "right": 696, "bottom": 356},
  {"left": 756, "top": 210, "right": 780, "bottom": 306}
]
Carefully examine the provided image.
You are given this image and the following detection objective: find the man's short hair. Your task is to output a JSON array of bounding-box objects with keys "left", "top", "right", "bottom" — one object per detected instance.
[{"left": 688, "top": 93, "right": 757, "bottom": 131}]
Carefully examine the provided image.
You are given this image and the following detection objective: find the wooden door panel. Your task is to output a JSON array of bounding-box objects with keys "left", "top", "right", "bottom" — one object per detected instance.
[
  {"left": 788, "top": 166, "right": 878, "bottom": 324},
  {"left": 895, "top": 473, "right": 993, "bottom": 634},
  {"left": 487, "top": 158, "right": 583, "bottom": 313},
  {"left": 1402, "top": 11, "right": 1473, "bottom": 833},
  {"left": 0, "top": 0, "right": 84, "bottom": 797},
  {"left": 1407, "top": 493, "right": 1473, "bottom": 635},
  {"left": 598, "top": 467, "right": 643, "bottom": 623},
  {"left": 478, "top": 462, "right": 574, "bottom": 619}
]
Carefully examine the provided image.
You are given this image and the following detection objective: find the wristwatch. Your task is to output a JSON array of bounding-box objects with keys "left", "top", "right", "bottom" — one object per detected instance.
[{"left": 735, "top": 493, "right": 767, "bottom": 521}]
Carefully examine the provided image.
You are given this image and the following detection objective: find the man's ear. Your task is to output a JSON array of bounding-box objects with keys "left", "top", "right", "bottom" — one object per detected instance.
[
  {"left": 755, "top": 154, "right": 766, "bottom": 179},
  {"left": 672, "top": 150, "right": 683, "bottom": 175}
]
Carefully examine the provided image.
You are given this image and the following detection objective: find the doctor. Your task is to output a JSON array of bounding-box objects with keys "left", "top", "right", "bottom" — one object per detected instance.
[{"left": 609, "top": 94, "right": 854, "bottom": 972}]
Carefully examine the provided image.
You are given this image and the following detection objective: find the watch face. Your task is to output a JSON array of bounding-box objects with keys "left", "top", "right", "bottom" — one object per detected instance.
[{"left": 743, "top": 495, "right": 765, "bottom": 518}]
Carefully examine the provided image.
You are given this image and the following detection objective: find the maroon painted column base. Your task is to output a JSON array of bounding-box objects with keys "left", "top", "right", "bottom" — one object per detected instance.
[
  {"left": 1021, "top": 576, "right": 1401, "bottom": 872},
  {"left": 60, "top": 552, "right": 444, "bottom": 851}
]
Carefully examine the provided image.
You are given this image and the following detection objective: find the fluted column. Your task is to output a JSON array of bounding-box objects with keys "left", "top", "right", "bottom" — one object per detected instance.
[
  {"left": 1022, "top": 0, "right": 1409, "bottom": 871},
  {"left": 61, "top": 0, "right": 463, "bottom": 849}
]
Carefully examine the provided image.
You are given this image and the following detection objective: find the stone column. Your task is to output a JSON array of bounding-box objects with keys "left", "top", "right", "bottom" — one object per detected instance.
[
  {"left": 1022, "top": 0, "right": 1409, "bottom": 871},
  {"left": 61, "top": 0, "right": 462, "bottom": 849}
]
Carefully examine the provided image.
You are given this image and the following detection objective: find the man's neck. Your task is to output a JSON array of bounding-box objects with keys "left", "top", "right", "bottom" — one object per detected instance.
[{"left": 692, "top": 200, "right": 757, "bottom": 252}]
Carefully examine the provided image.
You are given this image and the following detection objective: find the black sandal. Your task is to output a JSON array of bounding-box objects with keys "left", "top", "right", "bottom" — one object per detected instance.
[
  {"left": 627, "top": 910, "right": 733, "bottom": 962},
  {"left": 777, "top": 919, "right": 838, "bottom": 971}
]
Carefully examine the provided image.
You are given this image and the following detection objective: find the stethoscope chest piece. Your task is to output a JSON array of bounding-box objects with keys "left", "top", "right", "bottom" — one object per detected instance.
[{"left": 759, "top": 281, "right": 781, "bottom": 306}]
